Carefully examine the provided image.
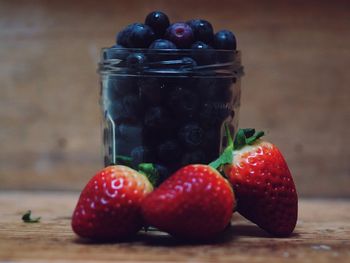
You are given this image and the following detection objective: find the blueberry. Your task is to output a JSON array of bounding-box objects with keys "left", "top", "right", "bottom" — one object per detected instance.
[
  {"left": 118, "top": 123, "right": 143, "bottom": 142},
  {"left": 178, "top": 123, "right": 203, "bottom": 149},
  {"left": 165, "top": 23, "right": 194, "bottom": 48},
  {"left": 144, "top": 106, "right": 170, "bottom": 130},
  {"left": 191, "top": 41, "right": 216, "bottom": 65},
  {"left": 195, "top": 77, "right": 215, "bottom": 99},
  {"left": 121, "top": 95, "right": 143, "bottom": 120},
  {"left": 191, "top": 41, "right": 212, "bottom": 50},
  {"left": 138, "top": 78, "right": 163, "bottom": 106},
  {"left": 145, "top": 11, "right": 170, "bottom": 37},
  {"left": 187, "top": 19, "right": 214, "bottom": 44},
  {"left": 157, "top": 140, "right": 181, "bottom": 164},
  {"left": 103, "top": 45, "right": 129, "bottom": 60},
  {"left": 115, "top": 138, "right": 135, "bottom": 156},
  {"left": 128, "top": 23, "right": 156, "bottom": 48},
  {"left": 199, "top": 102, "right": 231, "bottom": 127},
  {"left": 203, "top": 128, "right": 221, "bottom": 159},
  {"left": 116, "top": 24, "right": 134, "bottom": 47},
  {"left": 130, "top": 146, "right": 155, "bottom": 167},
  {"left": 108, "top": 100, "right": 123, "bottom": 120},
  {"left": 168, "top": 87, "right": 199, "bottom": 120},
  {"left": 148, "top": 39, "right": 177, "bottom": 62},
  {"left": 126, "top": 53, "right": 147, "bottom": 68},
  {"left": 196, "top": 77, "right": 233, "bottom": 102},
  {"left": 181, "top": 150, "right": 206, "bottom": 166},
  {"left": 153, "top": 76, "right": 194, "bottom": 98},
  {"left": 213, "top": 30, "right": 237, "bottom": 50},
  {"left": 143, "top": 106, "right": 172, "bottom": 143},
  {"left": 109, "top": 95, "right": 143, "bottom": 123},
  {"left": 217, "top": 78, "right": 234, "bottom": 101},
  {"left": 203, "top": 128, "right": 221, "bottom": 147},
  {"left": 154, "top": 164, "right": 171, "bottom": 184},
  {"left": 157, "top": 76, "right": 180, "bottom": 89},
  {"left": 106, "top": 76, "right": 138, "bottom": 100},
  {"left": 149, "top": 39, "right": 177, "bottom": 49}
]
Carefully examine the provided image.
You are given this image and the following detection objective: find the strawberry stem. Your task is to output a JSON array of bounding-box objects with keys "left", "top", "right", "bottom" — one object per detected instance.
[
  {"left": 226, "top": 124, "right": 234, "bottom": 147},
  {"left": 209, "top": 125, "right": 265, "bottom": 170},
  {"left": 138, "top": 163, "right": 159, "bottom": 187},
  {"left": 209, "top": 124, "right": 234, "bottom": 170}
]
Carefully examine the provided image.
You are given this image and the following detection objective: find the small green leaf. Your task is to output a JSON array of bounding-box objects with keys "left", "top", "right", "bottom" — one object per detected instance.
[
  {"left": 115, "top": 155, "right": 133, "bottom": 166},
  {"left": 233, "top": 129, "right": 247, "bottom": 149},
  {"left": 246, "top": 131, "right": 265, "bottom": 145},
  {"left": 138, "top": 163, "right": 159, "bottom": 187},
  {"left": 242, "top": 128, "right": 255, "bottom": 138},
  {"left": 209, "top": 145, "right": 233, "bottom": 170},
  {"left": 22, "top": 210, "right": 40, "bottom": 223}
]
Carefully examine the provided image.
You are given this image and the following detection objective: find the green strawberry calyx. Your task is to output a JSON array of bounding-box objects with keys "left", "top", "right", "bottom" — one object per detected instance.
[
  {"left": 115, "top": 155, "right": 159, "bottom": 187},
  {"left": 138, "top": 163, "right": 159, "bottom": 187},
  {"left": 209, "top": 125, "right": 265, "bottom": 170},
  {"left": 115, "top": 155, "right": 133, "bottom": 166}
]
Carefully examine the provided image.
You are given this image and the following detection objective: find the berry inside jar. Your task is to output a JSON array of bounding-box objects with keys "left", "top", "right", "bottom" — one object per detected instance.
[{"left": 98, "top": 11, "right": 243, "bottom": 183}]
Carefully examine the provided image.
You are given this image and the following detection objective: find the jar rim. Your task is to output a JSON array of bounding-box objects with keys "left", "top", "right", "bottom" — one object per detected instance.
[
  {"left": 101, "top": 47, "right": 241, "bottom": 54},
  {"left": 98, "top": 47, "right": 243, "bottom": 78}
]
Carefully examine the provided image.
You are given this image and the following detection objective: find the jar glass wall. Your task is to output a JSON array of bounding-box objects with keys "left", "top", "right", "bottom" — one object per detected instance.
[{"left": 98, "top": 48, "right": 243, "bottom": 182}]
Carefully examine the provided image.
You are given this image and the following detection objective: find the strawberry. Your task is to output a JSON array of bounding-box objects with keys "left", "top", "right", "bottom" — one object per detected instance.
[
  {"left": 210, "top": 127, "right": 298, "bottom": 237},
  {"left": 142, "top": 164, "right": 235, "bottom": 240},
  {"left": 72, "top": 164, "right": 155, "bottom": 241}
]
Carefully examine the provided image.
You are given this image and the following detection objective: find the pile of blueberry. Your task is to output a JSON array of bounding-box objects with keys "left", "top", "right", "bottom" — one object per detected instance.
[
  {"left": 101, "top": 11, "right": 241, "bottom": 182},
  {"left": 115, "top": 11, "right": 235, "bottom": 50}
]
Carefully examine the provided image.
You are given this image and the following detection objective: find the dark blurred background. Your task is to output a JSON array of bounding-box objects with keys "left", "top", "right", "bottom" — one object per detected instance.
[{"left": 0, "top": 0, "right": 349, "bottom": 197}]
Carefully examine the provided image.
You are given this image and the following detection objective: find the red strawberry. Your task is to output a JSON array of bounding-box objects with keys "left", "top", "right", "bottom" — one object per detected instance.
[
  {"left": 142, "top": 164, "right": 235, "bottom": 240},
  {"left": 72, "top": 165, "right": 153, "bottom": 241},
  {"left": 211, "top": 127, "right": 298, "bottom": 237}
]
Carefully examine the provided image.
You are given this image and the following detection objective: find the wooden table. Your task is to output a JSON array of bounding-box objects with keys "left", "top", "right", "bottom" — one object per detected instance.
[{"left": 0, "top": 192, "right": 349, "bottom": 262}]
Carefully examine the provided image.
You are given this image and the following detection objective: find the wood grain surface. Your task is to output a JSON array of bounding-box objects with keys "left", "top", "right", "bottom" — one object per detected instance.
[
  {"left": 0, "top": 192, "right": 349, "bottom": 262},
  {"left": 0, "top": 0, "right": 349, "bottom": 196}
]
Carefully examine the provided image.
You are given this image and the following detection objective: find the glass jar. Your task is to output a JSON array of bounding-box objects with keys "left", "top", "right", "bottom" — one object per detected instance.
[{"left": 98, "top": 47, "right": 243, "bottom": 182}]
